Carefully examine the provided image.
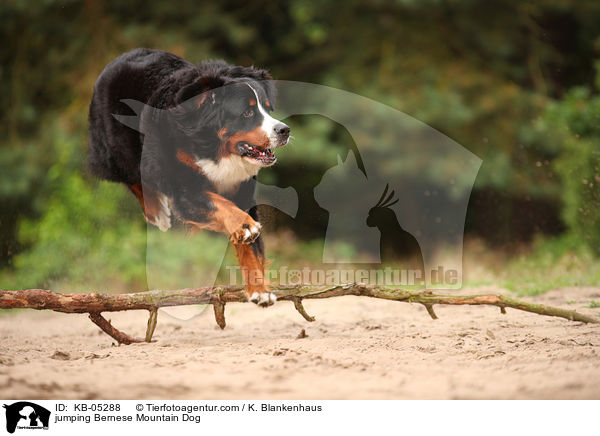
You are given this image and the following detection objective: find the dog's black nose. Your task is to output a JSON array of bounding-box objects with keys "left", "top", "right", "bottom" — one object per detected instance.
[{"left": 275, "top": 122, "right": 290, "bottom": 137}]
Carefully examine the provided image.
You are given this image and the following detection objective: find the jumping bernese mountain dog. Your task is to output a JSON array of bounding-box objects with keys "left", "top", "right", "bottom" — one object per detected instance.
[{"left": 88, "top": 48, "right": 290, "bottom": 307}]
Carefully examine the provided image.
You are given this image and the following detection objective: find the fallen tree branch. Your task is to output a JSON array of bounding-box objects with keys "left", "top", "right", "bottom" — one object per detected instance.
[
  {"left": 88, "top": 312, "right": 144, "bottom": 345},
  {"left": 1, "top": 284, "right": 598, "bottom": 344},
  {"left": 292, "top": 296, "right": 316, "bottom": 322}
]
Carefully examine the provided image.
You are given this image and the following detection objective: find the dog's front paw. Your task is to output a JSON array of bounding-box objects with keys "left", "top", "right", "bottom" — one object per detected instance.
[
  {"left": 231, "top": 222, "right": 261, "bottom": 244},
  {"left": 249, "top": 292, "right": 277, "bottom": 307}
]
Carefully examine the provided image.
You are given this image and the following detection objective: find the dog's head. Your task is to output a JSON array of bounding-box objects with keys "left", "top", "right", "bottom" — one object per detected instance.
[{"left": 171, "top": 63, "right": 289, "bottom": 167}]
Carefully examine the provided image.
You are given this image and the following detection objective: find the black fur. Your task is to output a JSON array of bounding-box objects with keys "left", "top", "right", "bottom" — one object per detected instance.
[{"left": 88, "top": 48, "right": 277, "bottom": 234}]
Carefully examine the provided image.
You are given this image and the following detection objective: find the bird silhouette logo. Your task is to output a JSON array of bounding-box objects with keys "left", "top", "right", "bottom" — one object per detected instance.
[{"left": 366, "top": 183, "right": 424, "bottom": 271}]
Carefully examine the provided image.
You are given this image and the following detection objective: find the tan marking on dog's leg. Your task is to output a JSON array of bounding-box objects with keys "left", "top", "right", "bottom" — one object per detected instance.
[
  {"left": 234, "top": 243, "right": 275, "bottom": 307},
  {"left": 190, "top": 192, "right": 261, "bottom": 243}
]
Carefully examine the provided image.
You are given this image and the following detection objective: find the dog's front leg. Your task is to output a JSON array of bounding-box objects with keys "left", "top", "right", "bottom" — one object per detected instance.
[{"left": 187, "top": 192, "right": 275, "bottom": 307}]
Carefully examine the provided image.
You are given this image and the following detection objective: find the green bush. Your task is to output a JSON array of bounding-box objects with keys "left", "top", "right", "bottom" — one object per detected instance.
[
  {"left": 0, "top": 125, "right": 147, "bottom": 291},
  {"left": 1, "top": 123, "right": 246, "bottom": 292},
  {"left": 543, "top": 86, "right": 600, "bottom": 256}
]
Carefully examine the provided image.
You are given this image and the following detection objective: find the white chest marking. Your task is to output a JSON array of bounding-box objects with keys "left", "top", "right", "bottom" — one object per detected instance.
[{"left": 195, "top": 155, "right": 261, "bottom": 194}]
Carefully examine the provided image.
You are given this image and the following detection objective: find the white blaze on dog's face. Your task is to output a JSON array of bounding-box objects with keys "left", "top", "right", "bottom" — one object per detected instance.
[{"left": 247, "top": 83, "right": 289, "bottom": 149}]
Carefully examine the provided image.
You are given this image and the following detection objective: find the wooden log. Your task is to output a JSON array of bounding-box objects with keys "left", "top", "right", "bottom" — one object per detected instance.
[{"left": 1, "top": 284, "right": 598, "bottom": 344}]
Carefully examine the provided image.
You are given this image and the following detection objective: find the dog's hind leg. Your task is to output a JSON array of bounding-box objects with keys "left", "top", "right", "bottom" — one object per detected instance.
[
  {"left": 233, "top": 241, "right": 275, "bottom": 307},
  {"left": 240, "top": 206, "right": 276, "bottom": 306},
  {"left": 128, "top": 183, "right": 172, "bottom": 231}
]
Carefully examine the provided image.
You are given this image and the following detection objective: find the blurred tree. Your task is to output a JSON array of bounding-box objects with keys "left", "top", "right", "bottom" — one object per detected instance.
[{"left": 2, "top": 0, "right": 600, "bottom": 288}]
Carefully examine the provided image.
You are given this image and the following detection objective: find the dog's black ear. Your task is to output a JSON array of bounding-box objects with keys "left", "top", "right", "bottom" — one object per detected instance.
[
  {"left": 225, "top": 65, "right": 272, "bottom": 81},
  {"left": 174, "top": 76, "right": 225, "bottom": 112},
  {"left": 242, "top": 67, "right": 276, "bottom": 109},
  {"left": 256, "top": 68, "right": 273, "bottom": 82}
]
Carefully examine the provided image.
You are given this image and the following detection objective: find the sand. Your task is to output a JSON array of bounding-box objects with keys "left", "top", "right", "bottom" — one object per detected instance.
[{"left": 0, "top": 286, "right": 599, "bottom": 399}]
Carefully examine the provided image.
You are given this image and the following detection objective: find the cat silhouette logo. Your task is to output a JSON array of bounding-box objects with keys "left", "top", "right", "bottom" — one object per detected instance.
[{"left": 3, "top": 402, "right": 50, "bottom": 433}]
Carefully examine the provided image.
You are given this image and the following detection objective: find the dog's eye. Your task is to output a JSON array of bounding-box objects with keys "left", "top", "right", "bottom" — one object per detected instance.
[{"left": 242, "top": 109, "right": 254, "bottom": 118}]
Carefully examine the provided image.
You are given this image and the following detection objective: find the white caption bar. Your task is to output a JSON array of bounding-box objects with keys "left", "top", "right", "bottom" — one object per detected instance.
[{"left": 0, "top": 400, "right": 597, "bottom": 436}]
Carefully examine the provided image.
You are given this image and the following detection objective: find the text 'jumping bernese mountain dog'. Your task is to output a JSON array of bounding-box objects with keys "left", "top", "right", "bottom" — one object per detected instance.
[{"left": 88, "top": 48, "right": 290, "bottom": 307}]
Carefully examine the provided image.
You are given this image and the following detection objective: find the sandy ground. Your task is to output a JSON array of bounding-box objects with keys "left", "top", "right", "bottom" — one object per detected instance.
[{"left": 0, "top": 286, "right": 599, "bottom": 399}]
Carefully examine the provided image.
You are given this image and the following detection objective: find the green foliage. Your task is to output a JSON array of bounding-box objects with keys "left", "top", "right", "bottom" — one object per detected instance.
[
  {"left": 0, "top": 124, "right": 147, "bottom": 290},
  {"left": 542, "top": 85, "right": 600, "bottom": 256},
  {"left": 0, "top": 122, "right": 242, "bottom": 291}
]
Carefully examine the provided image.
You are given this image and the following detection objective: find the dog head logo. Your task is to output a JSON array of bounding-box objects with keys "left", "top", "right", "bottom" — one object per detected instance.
[{"left": 3, "top": 402, "right": 50, "bottom": 433}]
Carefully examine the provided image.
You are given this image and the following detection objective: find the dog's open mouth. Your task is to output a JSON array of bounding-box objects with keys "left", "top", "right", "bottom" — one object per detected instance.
[{"left": 236, "top": 142, "right": 277, "bottom": 166}]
